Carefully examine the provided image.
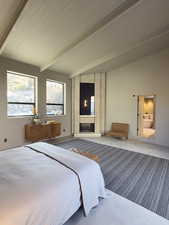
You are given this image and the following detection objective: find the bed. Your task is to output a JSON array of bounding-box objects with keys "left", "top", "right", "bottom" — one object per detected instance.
[{"left": 0, "top": 142, "right": 105, "bottom": 225}]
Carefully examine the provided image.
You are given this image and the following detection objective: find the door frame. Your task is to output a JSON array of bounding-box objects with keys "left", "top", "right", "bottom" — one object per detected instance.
[{"left": 137, "top": 94, "right": 156, "bottom": 137}]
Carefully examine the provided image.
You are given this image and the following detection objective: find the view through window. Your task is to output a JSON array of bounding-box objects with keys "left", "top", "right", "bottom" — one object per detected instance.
[
  {"left": 46, "top": 80, "right": 65, "bottom": 115},
  {"left": 7, "top": 72, "right": 36, "bottom": 116}
]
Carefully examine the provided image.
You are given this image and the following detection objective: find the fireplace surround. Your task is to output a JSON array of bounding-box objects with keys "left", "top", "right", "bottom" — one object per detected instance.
[{"left": 72, "top": 73, "right": 105, "bottom": 137}]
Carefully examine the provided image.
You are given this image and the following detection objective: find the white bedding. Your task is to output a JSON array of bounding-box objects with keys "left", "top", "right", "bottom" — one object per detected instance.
[{"left": 0, "top": 142, "right": 105, "bottom": 225}]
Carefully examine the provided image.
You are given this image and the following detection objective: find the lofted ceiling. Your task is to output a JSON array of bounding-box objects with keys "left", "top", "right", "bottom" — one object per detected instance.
[{"left": 1, "top": 0, "right": 169, "bottom": 76}]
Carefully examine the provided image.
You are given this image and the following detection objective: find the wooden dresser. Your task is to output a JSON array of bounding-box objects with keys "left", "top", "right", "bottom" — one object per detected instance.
[{"left": 25, "top": 122, "right": 61, "bottom": 142}]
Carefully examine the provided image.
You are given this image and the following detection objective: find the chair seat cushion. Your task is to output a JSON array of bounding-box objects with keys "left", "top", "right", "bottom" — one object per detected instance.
[{"left": 108, "top": 131, "right": 127, "bottom": 137}]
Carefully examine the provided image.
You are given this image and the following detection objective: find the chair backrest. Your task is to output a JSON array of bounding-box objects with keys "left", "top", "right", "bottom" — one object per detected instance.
[{"left": 111, "top": 123, "right": 129, "bottom": 133}]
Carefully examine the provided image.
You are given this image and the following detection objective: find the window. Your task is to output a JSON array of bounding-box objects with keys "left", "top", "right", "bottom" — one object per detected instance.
[
  {"left": 7, "top": 71, "right": 36, "bottom": 117},
  {"left": 46, "top": 80, "right": 65, "bottom": 115},
  {"left": 90, "top": 96, "right": 95, "bottom": 115}
]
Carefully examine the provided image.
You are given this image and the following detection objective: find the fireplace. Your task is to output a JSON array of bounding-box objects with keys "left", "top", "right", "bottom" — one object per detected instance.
[
  {"left": 80, "top": 123, "right": 95, "bottom": 132},
  {"left": 72, "top": 73, "right": 105, "bottom": 137}
]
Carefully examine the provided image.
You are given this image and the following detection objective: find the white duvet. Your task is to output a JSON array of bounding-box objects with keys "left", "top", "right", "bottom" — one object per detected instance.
[{"left": 0, "top": 142, "right": 105, "bottom": 225}]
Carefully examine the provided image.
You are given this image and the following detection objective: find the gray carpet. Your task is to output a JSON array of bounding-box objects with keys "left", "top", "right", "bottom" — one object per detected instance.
[{"left": 47, "top": 138, "right": 169, "bottom": 220}]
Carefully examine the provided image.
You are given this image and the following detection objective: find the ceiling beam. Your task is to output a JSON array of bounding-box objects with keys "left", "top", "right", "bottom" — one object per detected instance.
[
  {"left": 41, "top": 0, "right": 141, "bottom": 72},
  {"left": 71, "top": 28, "right": 169, "bottom": 77},
  {"left": 0, "top": 0, "right": 30, "bottom": 54}
]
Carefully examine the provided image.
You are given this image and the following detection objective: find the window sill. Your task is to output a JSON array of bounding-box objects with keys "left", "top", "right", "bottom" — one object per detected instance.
[
  {"left": 8, "top": 115, "right": 33, "bottom": 119},
  {"left": 45, "top": 114, "right": 67, "bottom": 118},
  {"left": 8, "top": 114, "right": 67, "bottom": 120}
]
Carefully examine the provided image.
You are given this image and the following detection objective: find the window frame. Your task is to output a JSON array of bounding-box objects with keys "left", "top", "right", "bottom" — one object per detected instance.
[
  {"left": 7, "top": 71, "right": 37, "bottom": 117},
  {"left": 46, "top": 79, "right": 65, "bottom": 116}
]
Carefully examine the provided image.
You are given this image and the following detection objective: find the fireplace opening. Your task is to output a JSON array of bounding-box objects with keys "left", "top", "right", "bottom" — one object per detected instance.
[{"left": 80, "top": 123, "right": 95, "bottom": 132}]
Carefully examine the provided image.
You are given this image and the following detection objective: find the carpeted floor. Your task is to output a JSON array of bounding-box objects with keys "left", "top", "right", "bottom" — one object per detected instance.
[{"left": 47, "top": 138, "right": 169, "bottom": 220}]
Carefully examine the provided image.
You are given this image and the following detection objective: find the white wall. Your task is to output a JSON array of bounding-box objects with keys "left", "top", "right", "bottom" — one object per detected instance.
[
  {"left": 0, "top": 57, "right": 71, "bottom": 151},
  {"left": 106, "top": 48, "right": 169, "bottom": 147}
]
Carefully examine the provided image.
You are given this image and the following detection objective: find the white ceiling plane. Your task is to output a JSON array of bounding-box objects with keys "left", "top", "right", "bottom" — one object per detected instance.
[{"left": 0, "top": 0, "right": 169, "bottom": 77}]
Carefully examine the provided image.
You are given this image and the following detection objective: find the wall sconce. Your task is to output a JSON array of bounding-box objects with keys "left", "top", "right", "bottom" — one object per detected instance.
[{"left": 83, "top": 99, "right": 88, "bottom": 108}]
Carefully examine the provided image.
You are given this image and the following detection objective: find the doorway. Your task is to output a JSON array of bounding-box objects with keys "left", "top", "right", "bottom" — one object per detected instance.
[{"left": 137, "top": 95, "right": 156, "bottom": 138}]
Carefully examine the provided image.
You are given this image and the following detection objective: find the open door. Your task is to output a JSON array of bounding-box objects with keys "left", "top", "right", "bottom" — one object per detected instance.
[
  {"left": 137, "top": 95, "right": 156, "bottom": 138},
  {"left": 137, "top": 96, "right": 145, "bottom": 137}
]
